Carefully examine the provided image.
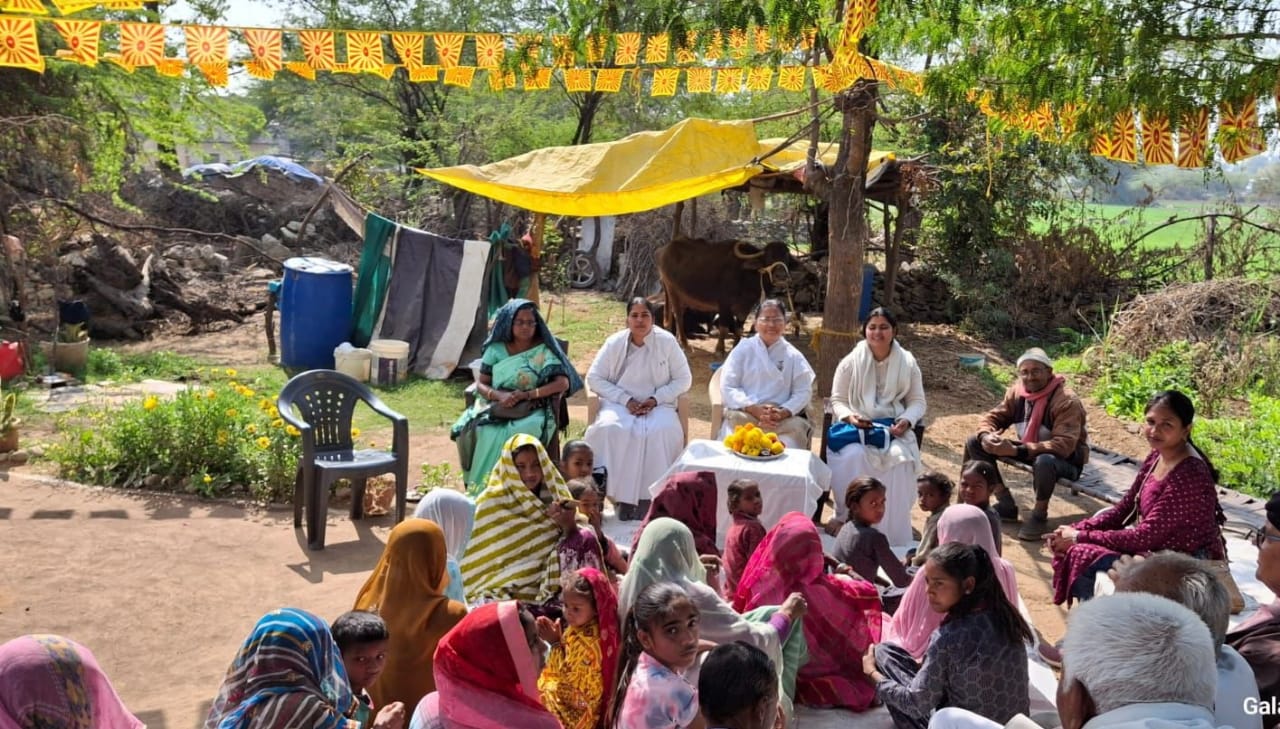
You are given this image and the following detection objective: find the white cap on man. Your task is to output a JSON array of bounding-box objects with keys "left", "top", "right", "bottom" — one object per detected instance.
[{"left": 1016, "top": 348, "right": 1053, "bottom": 369}]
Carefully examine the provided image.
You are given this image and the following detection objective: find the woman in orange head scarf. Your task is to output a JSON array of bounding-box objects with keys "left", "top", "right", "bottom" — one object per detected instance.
[{"left": 354, "top": 518, "right": 468, "bottom": 711}]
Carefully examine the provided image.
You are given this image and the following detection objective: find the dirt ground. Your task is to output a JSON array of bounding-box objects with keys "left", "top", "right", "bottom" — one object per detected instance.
[{"left": 0, "top": 303, "right": 1153, "bottom": 728}]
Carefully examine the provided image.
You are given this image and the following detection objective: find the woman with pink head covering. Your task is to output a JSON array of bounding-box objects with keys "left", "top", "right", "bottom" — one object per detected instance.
[
  {"left": 882, "top": 504, "right": 1020, "bottom": 660},
  {"left": 0, "top": 634, "right": 145, "bottom": 729},
  {"left": 733, "top": 512, "right": 883, "bottom": 710}
]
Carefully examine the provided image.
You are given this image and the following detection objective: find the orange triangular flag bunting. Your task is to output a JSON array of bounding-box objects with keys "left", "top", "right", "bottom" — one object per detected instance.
[
  {"left": 1177, "top": 108, "right": 1208, "bottom": 169},
  {"left": 644, "top": 33, "right": 669, "bottom": 64},
  {"left": 1218, "top": 97, "right": 1265, "bottom": 164},
  {"left": 675, "top": 31, "right": 698, "bottom": 64},
  {"left": 686, "top": 66, "right": 712, "bottom": 93},
  {"left": 53, "top": 19, "right": 99, "bottom": 66},
  {"left": 243, "top": 28, "right": 282, "bottom": 73},
  {"left": 753, "top": 27, "right": 771, "bottom": 54},
  {"left": 444, "top": 66, "right": 476, "bottom": 88},
  {"left": 391, "top": 33, "right": 424, "bottom": 68},
  {"left": 432, "top": 33, "right": 464, "bottom": 68},
  {"left": 614, "top": 32, "right": 640, "bottom": 65},
  {"left": 594, "top": 68, "right": 624, "bottom": 92},
  {"left": 0, "top": 17, "right": 42, "bottom": 73},
  {"left": 155, "top": 58, "right": 186, "bottom": 77},
  {"left": 778, "top": 66, "right": 805, "bottom": 91},
  {"left": 410, "top": 65, "right": 440, "bottom": 83},
  {"left": 347, "top": 32, "right": 383, "bottom": 72},
  {"left": 119, "top": 23, "right": 165, "bottom": 67},
  {"left": 184, "top": 25, "right": 228, "bottom": 67},
  {"left": 3, "top": 0, "right": 47, "bottom": 14},
  {"left": 704, "top": 30, "right": 723, "bottom": 61},
  {"left": 552, "top": 35, "right": 575, "bottom": 67},
  {"left": 298, "top": 30, "right": 336, "bottom": 70},
  {"left": 746, "top": 67, "right": 772, "bottom": 91},
  {"left": 1108, "top": 111, "right": 1136, "bottom": 162},
  {"left": 1141, "top": 113, "right": 1174, "bottom": 165},
  {"left": 716, "top": 67, "right": 743, "bottom": 94},
  {"left": 728, "top": 28, "right": 748, "bottom": 60},
  {"left": 565, "top": 67, "right": 592, "bottom": 92},
  {"left": 650, "top": 68, "right": 678, "bottom": 96},
  {"left": 586, "top": 35, "right": 606, "bottom": 64},
  {"left": 198, "top": 61, "right": 228, "bottom": 86},
  {"left": 286, "top": 61, "right": 316, "bottom": 80},
  {"left": 475, "top": 34, "right": 503, "bottom": 68}
]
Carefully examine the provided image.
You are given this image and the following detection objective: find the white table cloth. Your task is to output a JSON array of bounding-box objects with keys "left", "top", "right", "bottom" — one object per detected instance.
[{"left": 647, "top": 438, "right": 830, "bottom": 548}]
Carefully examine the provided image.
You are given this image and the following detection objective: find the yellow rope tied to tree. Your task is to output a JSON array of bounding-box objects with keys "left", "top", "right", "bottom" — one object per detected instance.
[{"left": 810, "top": 327, "right": 861, "bottom": 353}]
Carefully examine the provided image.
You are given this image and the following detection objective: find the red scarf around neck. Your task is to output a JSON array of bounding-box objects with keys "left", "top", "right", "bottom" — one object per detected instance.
[{"left": 1016, "top": 374, "right": 1065, "bottom": 445}]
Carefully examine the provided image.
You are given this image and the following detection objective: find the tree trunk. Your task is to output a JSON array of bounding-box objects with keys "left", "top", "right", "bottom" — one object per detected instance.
[
  {"left": 817, "top": 81, "right": 878, "bottom": 399},
  {"left": 882, "top": 203, "right": 896, "bottom": 306},
  {"left": 571, "top": 92, "right": 604, "bottom": 145}
]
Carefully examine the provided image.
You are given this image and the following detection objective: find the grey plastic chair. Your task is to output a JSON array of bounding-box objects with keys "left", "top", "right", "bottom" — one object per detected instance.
[{"left": 277, "top": 369, "right": 409, "bottom": 550}]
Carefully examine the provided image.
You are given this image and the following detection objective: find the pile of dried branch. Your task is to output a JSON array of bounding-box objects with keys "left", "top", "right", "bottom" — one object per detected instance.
[{"left": 1108, "top": 277, "right": 1280, "bottom": 358}]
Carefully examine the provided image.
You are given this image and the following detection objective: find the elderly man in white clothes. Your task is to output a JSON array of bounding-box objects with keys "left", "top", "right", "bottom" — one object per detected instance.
[
  {"left": 718, "top": 299, "right": 815, "bottom": 449},
  {"left": 585, "top": 297, "right": 693, "bottom": 521},
  {"left": 930, "top": 591, "right": 1228, "bottom": 729}
]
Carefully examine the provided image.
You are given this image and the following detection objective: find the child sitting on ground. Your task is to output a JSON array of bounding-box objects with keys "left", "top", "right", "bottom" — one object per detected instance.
[
  {"left": 569, "top": 477, "right": 629, "bottom": 576},
  {"left": 698, "top": 642, "right": 781, "bottom": 729},
  {"left": 904, "top": 472, "right": 953, "bottom": 569},
  {"left": 553, "top": 486, "right": 606, "bottom": 577},
  {"left": 560, "top": 439, "right": 608, "bottom": 495},
  {"left": 331, "top": 610, "right": 405, "bottom": 729},
  {"left": 958, "top": 460, "right": 1003, "bottom": 555},
  {"left": 609, "top": 583, "right": 708, "bottom": 729},
  {"left": 723, "top": 479, "right": 766, "bottom": 598},
  {"left": 832, "top": 477, "right": 913, "bottom": 614},
  {"left": 536, "top": 568, "right": 620, "bottom": 729}
]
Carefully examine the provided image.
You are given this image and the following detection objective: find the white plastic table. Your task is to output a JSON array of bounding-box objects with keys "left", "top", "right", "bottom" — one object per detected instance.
[{"left": 647, "top": 438, "right": 831, "bottom": 548}]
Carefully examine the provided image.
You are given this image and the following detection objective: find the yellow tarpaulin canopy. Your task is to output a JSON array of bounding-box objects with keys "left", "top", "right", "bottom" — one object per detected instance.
[{"left": 418, "top": 117, "right": 895, "bottom": 217}]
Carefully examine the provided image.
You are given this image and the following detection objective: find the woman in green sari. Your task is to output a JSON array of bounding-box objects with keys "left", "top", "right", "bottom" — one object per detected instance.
[{"left": 452, "top": 299, "right": 583, "bottom": 493}]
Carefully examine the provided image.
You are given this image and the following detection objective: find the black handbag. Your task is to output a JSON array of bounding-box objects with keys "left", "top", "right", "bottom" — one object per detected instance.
[{"left": 488, "top": 399, "right": 536, "bottom": 421}]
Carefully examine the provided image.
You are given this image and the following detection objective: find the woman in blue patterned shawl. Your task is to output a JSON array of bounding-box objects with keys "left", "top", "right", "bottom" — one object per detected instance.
[{"left": 205, "top": 608, "right": 354, "bottom": 729}]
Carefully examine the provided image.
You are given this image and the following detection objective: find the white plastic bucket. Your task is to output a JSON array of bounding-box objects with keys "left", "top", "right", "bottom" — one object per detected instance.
[
  {"left": 369, "top": 339, "right": 410, "bottom": 386},
  {"left": 334, "top": 347, "right": 373, "bottom": 382}
]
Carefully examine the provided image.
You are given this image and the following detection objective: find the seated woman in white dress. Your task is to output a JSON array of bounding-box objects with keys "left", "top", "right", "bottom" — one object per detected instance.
[
  {"left": 719, "top": 298, "right": 815, "bottom": 450},
  {"left": 584, "top": 297, "right": 693, "bottom": 521},
  {"left": 826, "top": 307, "right": 926, "bottom": 547}
]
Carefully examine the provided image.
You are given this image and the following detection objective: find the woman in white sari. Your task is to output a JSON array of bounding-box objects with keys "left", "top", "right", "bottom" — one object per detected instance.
[
  {"left": 719, "top": 299, "right": 815, "bottom": 449},
  {"left": 585, "top": 297, "right": 693, "bottom": 520},
  {"left": 827, "top": 307, "right": 926, "bottom": 547}
]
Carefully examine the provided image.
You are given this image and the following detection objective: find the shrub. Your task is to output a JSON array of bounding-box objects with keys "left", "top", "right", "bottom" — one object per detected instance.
[
  {"left": 1199, "top": 396, "right": 1280, "bottom": 498},
  {"left": 46, "top": 370, "right": 301, "bottom": 502},
  {"left": 1094, "top": 343, "right": 1197, "bottom": 421}
]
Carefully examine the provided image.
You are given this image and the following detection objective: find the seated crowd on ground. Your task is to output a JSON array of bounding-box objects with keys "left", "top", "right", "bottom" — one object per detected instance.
[{"left": 4, "top": 297, "right": 1278, "bottom": 729}]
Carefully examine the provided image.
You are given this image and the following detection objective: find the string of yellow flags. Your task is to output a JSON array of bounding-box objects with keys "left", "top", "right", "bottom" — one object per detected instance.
[{"left": 0, "top": 0, "right": 1268, "bottom": 166}]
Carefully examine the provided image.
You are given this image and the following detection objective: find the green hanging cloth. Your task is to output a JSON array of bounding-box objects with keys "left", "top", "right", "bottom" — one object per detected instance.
[
  {"left": 349, "top": 213, "right": 398, "bottom": 347},
  {"left": 486, "top": 223, "right": 512, "bottom": 319}
]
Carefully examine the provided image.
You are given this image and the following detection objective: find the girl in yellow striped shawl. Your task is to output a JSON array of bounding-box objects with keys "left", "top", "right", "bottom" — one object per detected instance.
[{"left": 462, "top": 433, "right": 574, "bottom": 604}]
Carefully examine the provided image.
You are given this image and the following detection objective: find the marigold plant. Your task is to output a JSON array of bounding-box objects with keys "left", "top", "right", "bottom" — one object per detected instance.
[{"left": 47, "top": 371, "right": 300, "bottom": 502}]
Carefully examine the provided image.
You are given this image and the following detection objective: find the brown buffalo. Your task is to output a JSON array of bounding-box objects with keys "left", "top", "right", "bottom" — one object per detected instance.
[{"left": 656, "top": 237, "right": 795, "bottom": 355}]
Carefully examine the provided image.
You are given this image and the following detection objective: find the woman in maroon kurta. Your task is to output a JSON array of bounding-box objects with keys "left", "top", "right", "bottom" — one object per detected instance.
[{"left": 1046, "top": 390, "right": 1225, "bottom": 605}]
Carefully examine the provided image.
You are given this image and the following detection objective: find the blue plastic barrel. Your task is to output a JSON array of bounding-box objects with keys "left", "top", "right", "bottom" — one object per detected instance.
[
  {"left": 858, "top": 263, "right": 876, "bottom": 322},
  {"left": 280, "top": 257, "right": 354, "bottom": 370}
]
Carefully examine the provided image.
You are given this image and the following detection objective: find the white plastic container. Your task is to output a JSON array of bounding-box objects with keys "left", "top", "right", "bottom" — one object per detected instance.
[
  {"left": 369, "top": 339, "right": 410, "bottom": 386},
  {"left": 334, "top": 346, "right": 373, "bottom": 382}
]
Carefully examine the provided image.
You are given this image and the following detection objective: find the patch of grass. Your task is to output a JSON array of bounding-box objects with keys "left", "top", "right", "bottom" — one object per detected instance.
[
  {"left": 975, "top": 364, "right": 1013, "bottom": 396},
  {"left": 350, "top": 377, "right": 470, "bottom": 435},
  {"left": 86, "top": 349, "right": 201, "bottom": 382}
]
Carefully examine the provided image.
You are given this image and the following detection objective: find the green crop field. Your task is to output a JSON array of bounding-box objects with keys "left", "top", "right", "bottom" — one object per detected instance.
[{"left": 1051, "top": 201, "right": 1213, "bottom": 250}]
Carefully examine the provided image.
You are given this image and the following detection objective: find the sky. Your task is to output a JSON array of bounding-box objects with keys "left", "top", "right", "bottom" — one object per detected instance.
[{"left": 169, "top": 0, "right": 283, "bottom": 28}]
